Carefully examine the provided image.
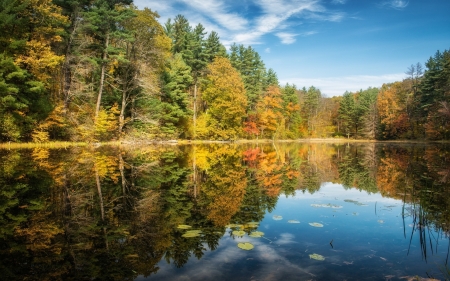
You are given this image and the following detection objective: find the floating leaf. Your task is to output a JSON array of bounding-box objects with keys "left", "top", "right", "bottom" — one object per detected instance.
[
  {"left": 182, "top": 232, "right": 200, "bottom": 238},
  {"left": 377, "top": 220, "right": 384, "bottom": 224},
  {"left": 245, "top": 222, "right": 259, "bottom": 228},
  {"left": 309, "top": 253, "right": 325, "bottom": 261},
  {"left": 273, "top": 215, "right": 283, "bottom": 220},
  {"left": 185, "top": 230, "right": 202, "bottom": 234},
  {"left": 249, "top": 231, "right": 264, "bottom": 238},
  {"left": 237, "top": 242, "right": 254, "bottom": 250},
  {"left": 311, "top": 203, "right": 342, "bottom": 209},
  {"left": 232, "top": 230, "right": 246, "bottom": 236},
  {"left": 288, "top": 220, "right": 300, "bottom": 224},
  {"left": 309, "top": 222, "right": 324, "bottom": 227},
  {"left": 177, "top": 225, "right": 192, "bottom": 229},
  {"left": 226, "top": 224, "right": 240, "bottom": 228}
]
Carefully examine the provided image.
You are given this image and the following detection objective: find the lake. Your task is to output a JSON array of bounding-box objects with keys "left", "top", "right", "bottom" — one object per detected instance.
[{"left": 0, "top": 142, "right": 449, "bottom": 280}]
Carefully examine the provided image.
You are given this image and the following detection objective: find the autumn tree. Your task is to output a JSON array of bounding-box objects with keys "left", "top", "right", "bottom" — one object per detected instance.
[
  {"left": 256, "top": 85, "right": 284, "bottom": 139},
  {"left": 0, "top": 0, "right": 67, "bottom": 141},
  {"left": 199, "top": 57, "right": 247, "bottom": 140},
  {"left": 377, "top": 82, "right": 410, "bottom": 139}
]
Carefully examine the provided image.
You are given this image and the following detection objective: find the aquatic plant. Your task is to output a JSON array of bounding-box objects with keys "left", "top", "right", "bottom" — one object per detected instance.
[
  {"left": 249, "top": 231, "right": 264, "bottom": 238},
  {"left": 237, "top": 242, "right": 254, "bottom": 250},
  {"left": 177, "top": 225, "right": 192, "bottom": 229},
  {"left": 232, "top": 230, "right": 246, "bottom": 236},
  {"left": 309, "top": 253, "right": 325, "bottom": 261}
]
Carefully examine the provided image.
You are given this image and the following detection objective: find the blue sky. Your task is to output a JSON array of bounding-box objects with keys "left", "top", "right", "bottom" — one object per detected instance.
[{"left": 134, "top": 0, "right": 450, "bottom": 96}]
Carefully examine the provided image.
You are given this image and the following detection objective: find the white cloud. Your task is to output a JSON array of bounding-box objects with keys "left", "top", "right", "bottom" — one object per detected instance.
[
  {"left": 300, "top": 30, "right": 318, "bottom": 36},
  {"left": 381, "top": 0, "right": 409, "bottom": 10},
  {"left": 265, "top": 47, "right": 271, "bottom": 53},
  {"left": 135, "top": 0, "right": 346, "bottom": 46},
  {"left": 280, "top": 73, "right": 406, "bottom": 96},
  {"left": 332, "top": 0, "right": 347, "bottom": 4},
  {"left": 276, "top": 32, "right": 298, "bottom": 44},
  {"left": 134, "top": 0, "right": 171, "bottom": 13},
  {"left": 180, "top": 0, "right": 249, "bottom": 31}
]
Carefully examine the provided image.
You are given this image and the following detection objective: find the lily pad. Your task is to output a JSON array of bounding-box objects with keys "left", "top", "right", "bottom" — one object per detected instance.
[
  {"left": 249, "top": 231, "right": 265, "bottom": 238},
  {"left": 185, "top": 230, "right": 202, "bottom": 234},
  {"left": 237, "top": 242, "right": 254, "bottom": 250},
  {"left": 182, "top": 232, "right": 200, "bottom": 238},
  {"left": 244, "top": 223, "right": 259, "bottom": 228},
  {"left": 225, "top": 224, "right": 241, "bottom": 228},
  {"left": 273, "top": 215, "right": 283, "bottom": 220},
  {"left": 309, "top": 222, "right": 324, "bottom": 227},
  {"left": 309, "top": 253, "right": 325, "bottom": 261},
  {"left": 288, "top": 220, "right": 300, "bottom": 224},
  {"left": 232, "top": 230, "right": 246, "bottom": 236},
  {"left": 177, "top": 224, "right": 192, "bottom": 229}
]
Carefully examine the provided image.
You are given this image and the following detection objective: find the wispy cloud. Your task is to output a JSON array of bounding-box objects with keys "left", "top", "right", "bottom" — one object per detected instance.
[
  {"left": 265, "top": 47, "right": 271, "bottom": 53},
  {"left": 136, "top": 0, "right": 345, "bottom": 46},
  {"left": 276, "top": 32, "right": 298, "bottom": 44},
  {"left": 280, "top": 73, "right": 406, "bottom": 96},
  {"left": 331, "top": 0, "right": 347, "bottom": 4},
  {"left": 180, "top": 0, "right": 249, "bottom": 31},
  {"left": 381, "top": 0, "right": 409, "bottom": 10}
]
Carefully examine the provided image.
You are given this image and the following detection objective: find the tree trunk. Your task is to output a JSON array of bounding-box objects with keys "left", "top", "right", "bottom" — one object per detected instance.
[
  {"left": 95, "top": 32, "right": 110, "bottom": 118},
  {"left": 193, "top": 80, "right": 197, "bottom": 139},
  {"left": 119, "top": 84, "right": 127, "bottom": 134}
]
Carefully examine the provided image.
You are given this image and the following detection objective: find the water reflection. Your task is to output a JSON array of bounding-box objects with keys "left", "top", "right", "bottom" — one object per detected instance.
[{"left": 0, "top": 143, "right": 449, "bottom": 280}]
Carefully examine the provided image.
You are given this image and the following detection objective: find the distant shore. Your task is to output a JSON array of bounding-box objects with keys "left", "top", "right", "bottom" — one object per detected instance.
[{"left": 1, "top": 138, "right": 448, "bottom": 149}]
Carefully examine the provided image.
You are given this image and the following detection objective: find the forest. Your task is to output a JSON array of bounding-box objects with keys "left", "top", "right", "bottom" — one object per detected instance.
[{"left": 1, "top": 0, "right": 449, "bottom": 143}]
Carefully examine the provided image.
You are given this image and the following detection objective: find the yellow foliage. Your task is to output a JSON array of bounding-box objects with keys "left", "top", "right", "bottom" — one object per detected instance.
[
  {"left": 14, "top": 210, "right": 64, "bottom": 254},
  {"left": 15, "top": 0, "right": 68, "bottom": 86},
  {"left": 31, "top": 104, "right": 67, "bottom": 142},
  {"left": 202, "top": 57, "right": 247, "bottom": 139},
  {"left": 94, "top": 104, "right": 120, "bottom": 141}
]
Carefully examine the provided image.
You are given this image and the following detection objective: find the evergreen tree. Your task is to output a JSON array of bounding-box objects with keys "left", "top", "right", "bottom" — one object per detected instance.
[
  {"left": 264, "top": 68, "right": 279, "bottom": 89},
  {"left": 81, "top": 0, "right": 134, "bottom": 118},
  {"left": 281, "top": 83, "right": 301, "bottom": 138},
  {"left": 338, "top": 91, "right": 356, "bottom": 138},
  {"left": 204, "top": 31, "right": 226, "bottom": 63}
]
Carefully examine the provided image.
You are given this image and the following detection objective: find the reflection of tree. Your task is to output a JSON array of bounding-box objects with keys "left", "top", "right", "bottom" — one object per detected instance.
[
  {"left": 4, "top": 143, "right": 450, "bottom": 279},
  {"left": 337, "top": 144, "right": 378, "bottom": 193},
  {"left": 297, "top": 144, "right": 338, "bottom": 193},
  {"left": 199, "top": 145, "right": 248, "bottom": 227}
]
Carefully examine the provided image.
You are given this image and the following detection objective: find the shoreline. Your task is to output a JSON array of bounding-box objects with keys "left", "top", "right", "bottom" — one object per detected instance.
[{"left": 0, "top": 138, "right": 448, "bottom": 149}]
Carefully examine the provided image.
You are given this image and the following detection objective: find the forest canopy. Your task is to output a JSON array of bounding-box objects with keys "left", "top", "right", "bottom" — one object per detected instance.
[{"left": 0, "top": 0, "right": 449, "bottom": 142}]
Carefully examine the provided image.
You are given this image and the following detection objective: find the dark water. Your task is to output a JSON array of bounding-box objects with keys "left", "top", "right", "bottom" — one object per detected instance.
[{"left": 1, "top": 143, "right": 449, "bottom": 280}]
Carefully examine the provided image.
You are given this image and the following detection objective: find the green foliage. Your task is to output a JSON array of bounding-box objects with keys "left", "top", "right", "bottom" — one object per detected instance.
[
  {"left": 158, "top": 54, "right": 193, "bottom": 138},
  {"left": 0, "top": 54, "right": 49, "bottom": 141}
]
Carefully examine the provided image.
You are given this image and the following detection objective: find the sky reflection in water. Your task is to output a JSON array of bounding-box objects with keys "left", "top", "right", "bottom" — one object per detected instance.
[{"left": 146, "top": 183, "right": 449, "bottom": 281}]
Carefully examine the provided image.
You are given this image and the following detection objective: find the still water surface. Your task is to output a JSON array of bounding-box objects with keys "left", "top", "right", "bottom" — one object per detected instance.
[{"left": 1, "top": 143, "right": 449, "bottom": 280}]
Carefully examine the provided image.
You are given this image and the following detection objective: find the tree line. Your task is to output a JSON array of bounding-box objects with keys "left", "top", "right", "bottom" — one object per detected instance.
[{"left": 0, "top": 0, "right": 449, "bottom": 142}]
